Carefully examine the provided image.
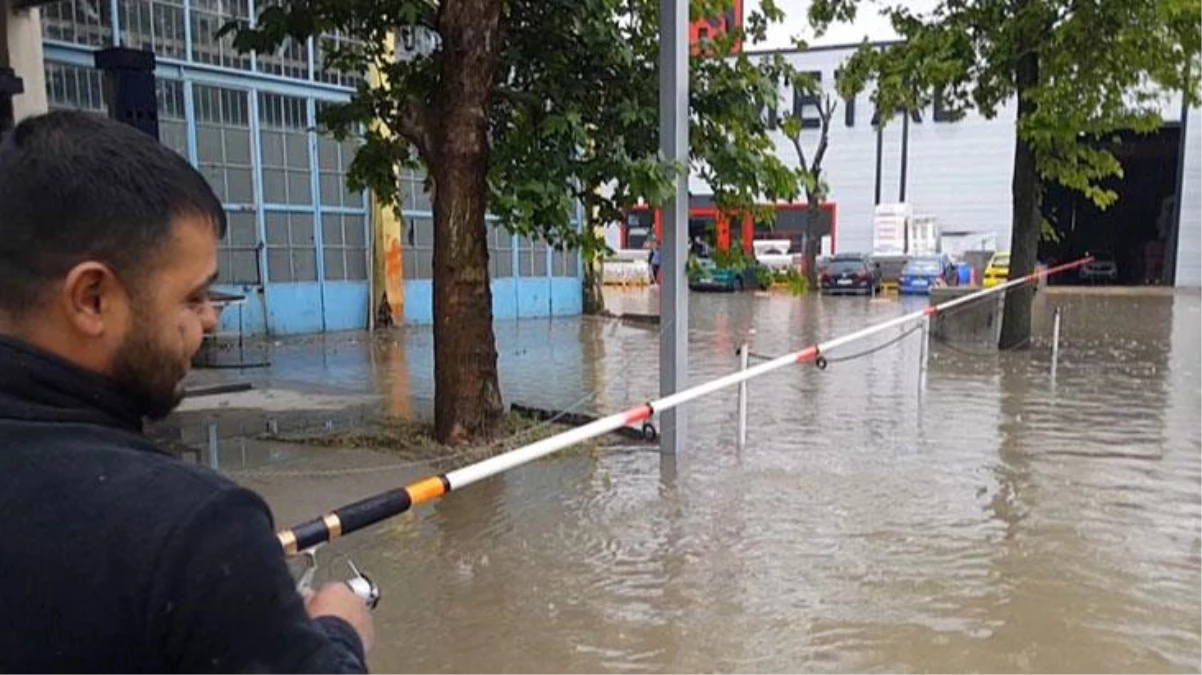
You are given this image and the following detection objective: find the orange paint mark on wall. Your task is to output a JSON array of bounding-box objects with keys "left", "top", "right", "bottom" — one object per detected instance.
[
  {"left": 385, "top": 236, "right": 403, "bottom": 317},
  {"left": 370, "top": 188, "right": 404, "bottom": 325}
]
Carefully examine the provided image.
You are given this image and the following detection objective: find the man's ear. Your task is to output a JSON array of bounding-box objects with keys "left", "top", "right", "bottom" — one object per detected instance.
[{"left": 61, "top": 262, "right": 120, "bottom": 338}]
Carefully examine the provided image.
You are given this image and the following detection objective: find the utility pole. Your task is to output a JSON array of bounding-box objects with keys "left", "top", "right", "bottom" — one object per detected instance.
[{"left": 657, "top": 0, "right": 688, "bottom": 455}]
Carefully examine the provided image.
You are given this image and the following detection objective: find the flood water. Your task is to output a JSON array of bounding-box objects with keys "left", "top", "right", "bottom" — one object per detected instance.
[{"left": 175, "top": 288, "right": 1202, "bottom": 673}]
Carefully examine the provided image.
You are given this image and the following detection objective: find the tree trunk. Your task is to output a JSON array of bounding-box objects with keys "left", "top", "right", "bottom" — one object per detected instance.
[
  {"left": 581, "top": 211, "right": 606, "bottom": 315},
  {"left": 803, "top": 200, "right": 822, "bottom": 288},
  {"left": 430, "top": 0, "right": 505, "bottom": 444},
  {"left": 583, "top": 254, "right": 605, "bottom": 314},
  {"left": 999, "top": 38, "right": 1041, "bottom": 350}
]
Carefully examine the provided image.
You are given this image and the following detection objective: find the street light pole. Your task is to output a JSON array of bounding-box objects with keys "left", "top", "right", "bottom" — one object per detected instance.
[{"left": 658, "top": 0, "right": 688, "bottom": 455}]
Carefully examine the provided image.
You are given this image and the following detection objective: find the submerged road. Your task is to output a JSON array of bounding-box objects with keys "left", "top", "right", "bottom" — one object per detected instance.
[{"left": 167, "top": 288, "right": 1201, "bottom": 673}]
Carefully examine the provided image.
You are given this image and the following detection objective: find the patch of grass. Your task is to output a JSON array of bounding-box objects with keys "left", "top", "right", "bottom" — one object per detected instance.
[
  {"left": 771, "top": 267, "right": 809, "bottom": 295},
  {"left": 261, "top": 411, "right": 613, "bottom": 464}
]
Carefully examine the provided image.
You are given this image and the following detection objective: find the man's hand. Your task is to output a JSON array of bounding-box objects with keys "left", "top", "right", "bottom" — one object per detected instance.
[{"left": 304, "top": 583, "right": 375, "bottom": 654}]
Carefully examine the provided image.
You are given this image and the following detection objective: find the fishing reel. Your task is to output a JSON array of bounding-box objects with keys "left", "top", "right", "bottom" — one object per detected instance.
[
  {"left": 296, "top": 546, "right": 381, "bottom": 610},
  {"left": 640, "top": 422, "right": 658, "bottom": 441}
]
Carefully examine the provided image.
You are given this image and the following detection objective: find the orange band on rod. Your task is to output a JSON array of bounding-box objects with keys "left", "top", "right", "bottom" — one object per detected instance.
[
  {"left": 278, "top": 530, "right": 298, "bottom": 556},
  {"left": 795, "top": 346, "right": 819, "bottom": 363},
  {"left": 322, "top": 513, "right": 343, "bottom": 540},
  {"left": 624, "top": 404, "right": 653, "bottom": 424},
  {"left": 405, "top": 476, "right": 447, "bottom": 506}
]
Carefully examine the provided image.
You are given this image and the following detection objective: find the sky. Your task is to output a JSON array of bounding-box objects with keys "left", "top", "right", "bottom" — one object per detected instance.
[{"left": 742, "top": 0, "right": 937, "bottom": 50}]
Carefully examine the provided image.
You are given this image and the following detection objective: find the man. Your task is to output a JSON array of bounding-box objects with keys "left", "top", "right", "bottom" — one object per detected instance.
[
  {"left": 648, "top": 241, "right": 661, "bottom": 285},
  {"left": 0, "top": 111, "right": 373, "bottom": 672}
]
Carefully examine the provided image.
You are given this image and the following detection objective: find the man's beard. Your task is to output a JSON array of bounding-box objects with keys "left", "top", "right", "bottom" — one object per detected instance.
[{"left": 110, "top": 309, "right": 188, "bottom": 421}]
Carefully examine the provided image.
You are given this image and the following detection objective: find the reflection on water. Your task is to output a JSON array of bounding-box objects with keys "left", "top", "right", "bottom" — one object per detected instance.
[{"left": 184, "top": 289, "right": 1200, "bottom": 673}]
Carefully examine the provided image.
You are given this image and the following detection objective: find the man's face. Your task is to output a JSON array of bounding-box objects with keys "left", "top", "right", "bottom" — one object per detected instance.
[{"left": 109, "top": 215, "right": 219, "bottom": 419}]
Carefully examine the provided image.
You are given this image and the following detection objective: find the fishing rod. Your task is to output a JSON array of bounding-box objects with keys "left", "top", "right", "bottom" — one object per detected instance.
[{"left": 283, "top": 256, "right": 1092, "bottom": 601}]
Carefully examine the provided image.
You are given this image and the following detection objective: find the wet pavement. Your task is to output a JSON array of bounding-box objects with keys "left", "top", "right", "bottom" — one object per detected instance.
[{"left": 168, "top": 287, "right": 1201, "bottom": 673}]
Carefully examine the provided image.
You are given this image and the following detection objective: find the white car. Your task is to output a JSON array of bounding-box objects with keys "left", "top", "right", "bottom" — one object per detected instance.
[{"left": 753, "top": 239, "right": 795, "bottom": 272}]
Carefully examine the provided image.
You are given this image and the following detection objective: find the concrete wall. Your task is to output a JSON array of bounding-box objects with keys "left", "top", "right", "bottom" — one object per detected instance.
[
  {"left": 1166, "top": 291, "right": 1201, "bottom": 454},
  {"left": 1175, "top": 106, "right": 1201, "bottom": 287},
  {"left": 2, "top": 0, "right": 48, "bottom": 121}
]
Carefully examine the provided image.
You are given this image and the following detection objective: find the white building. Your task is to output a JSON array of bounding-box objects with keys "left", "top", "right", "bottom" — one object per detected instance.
[{"left": 684, "top": 43, "right": 1201, "bottom": 286}]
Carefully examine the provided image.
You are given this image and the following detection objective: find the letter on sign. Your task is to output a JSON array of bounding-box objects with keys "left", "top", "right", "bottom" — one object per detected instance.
[{"left": 792, "top": 71, "right": 824, "bottom": 129}]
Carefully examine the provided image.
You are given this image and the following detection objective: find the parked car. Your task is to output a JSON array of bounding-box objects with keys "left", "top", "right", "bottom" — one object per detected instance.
[
  {"left": 752, "top": 239, "right": 795, "bottom": 273},
  {"left": 820, "top": 254, "right": 882, "bottom": 296},
  {"left": 899, "top": 255, "right": 956, "bottom": 295},
  {"left": 983, "top": 251, "right": 1010, "bottom": 288},
  {"left": 1079, "top": 250, "right": 1118, "bottom": 283},
  {"left": 688, "top": 258, "right": 769, "bottom": 292}
]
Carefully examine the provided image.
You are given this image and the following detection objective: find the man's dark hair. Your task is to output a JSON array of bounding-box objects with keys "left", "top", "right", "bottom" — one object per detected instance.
[{"left": 0, "top": 110, "right": 227, "bottom": 315}]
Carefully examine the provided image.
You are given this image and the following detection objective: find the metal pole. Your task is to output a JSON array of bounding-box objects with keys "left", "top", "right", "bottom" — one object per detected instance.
[
  {"left": 899, "top": 110, "right": 910, "bottom": 202},
  {"left": 918, "top": 315, "right": 929, "bottom": 394},
  {"left": 110, "top": 0, "right": 121, "bottom": 47},
  {"left": 737, "top": 343, "right": 749, "bottom": 450},
  {"left": 207, "top": 421, "right": 219, "bottom": 470},
  {"left": 1051, "top": 305, "right": 1061, "bottom": 379},
  {"left": 364, "top": 195, "right": 376, "bottom": 328},
  {"left": 873, "top": 121, "right": 883, "bottom": 205},
  {"left": 658, "top": 0, "right": 688, "bottom": 456}
]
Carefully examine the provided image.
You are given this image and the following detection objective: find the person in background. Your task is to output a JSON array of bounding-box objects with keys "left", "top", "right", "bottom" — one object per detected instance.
[
  {"left": 0, "top": 111, "right": 373, "bottom": 673},
  {"left": 649, "top": 241, "right": 662, "bottom": 285}
]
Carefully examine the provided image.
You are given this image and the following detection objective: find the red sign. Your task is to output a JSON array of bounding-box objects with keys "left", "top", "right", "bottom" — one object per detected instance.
[{"left": 689, "top": 0, "right": 743, "bottom": 53}]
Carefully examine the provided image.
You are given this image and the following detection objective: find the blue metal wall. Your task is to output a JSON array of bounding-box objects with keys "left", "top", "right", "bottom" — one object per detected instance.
[
  {"left": 39, "top": 0, "right": 583, "bottom": 333},
  {"left": 396, "top": 196, "right": 583, "bottom": 326},
  {"left": 401, "top": 278, "right": 583, "bottom": 325},
  {"left": 40, "top": 0, "right": 372, "bottom": 337}
]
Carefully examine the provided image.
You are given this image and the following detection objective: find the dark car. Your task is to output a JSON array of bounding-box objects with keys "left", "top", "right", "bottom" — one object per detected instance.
[
  {"left": 1079, "top": 250, "right": 1118, "bottom": 283},
  {"left": 688, "top": 258, "right": 769, "bottom": 292},
  {"left": 820, "top": 254, "right": 882, "bottom": 296}
]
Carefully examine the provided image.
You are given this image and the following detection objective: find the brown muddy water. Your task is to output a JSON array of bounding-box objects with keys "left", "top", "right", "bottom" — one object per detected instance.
[{"left": 166, "top": 288, "right": 1201, "bottom": 673}]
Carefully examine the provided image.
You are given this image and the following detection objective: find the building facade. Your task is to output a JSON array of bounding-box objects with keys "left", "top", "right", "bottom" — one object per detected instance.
[
  {"left": 31, "top": 0, "right": 581, "bottom": 335},
  {"left": 684, "top": 44, "right": 1201, "bottom": 287}
]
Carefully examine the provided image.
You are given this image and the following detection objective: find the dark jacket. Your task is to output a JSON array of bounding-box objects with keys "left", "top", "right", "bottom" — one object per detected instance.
[{"left": 0, "top": 337, "right": 367, "bottom": 673}]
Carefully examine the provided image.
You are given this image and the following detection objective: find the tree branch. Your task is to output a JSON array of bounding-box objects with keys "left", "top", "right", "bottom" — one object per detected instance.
[
  {"left": 396, "top": 99, "right": 434, "bottom": 162},
  {"left": 495, "top": 86, "right": 545, "bottom": 111},
  {"left": 789, "top": 132, "right": 808, "bottom": 173},
  {"left": 811, "top": 95, "right": 837, "bottom": 172}
]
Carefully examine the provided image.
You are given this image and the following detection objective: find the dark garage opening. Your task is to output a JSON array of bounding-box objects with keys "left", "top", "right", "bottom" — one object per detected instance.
[{"left": 1040, "top": 126, "right": 1181, "bottom": 285}]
